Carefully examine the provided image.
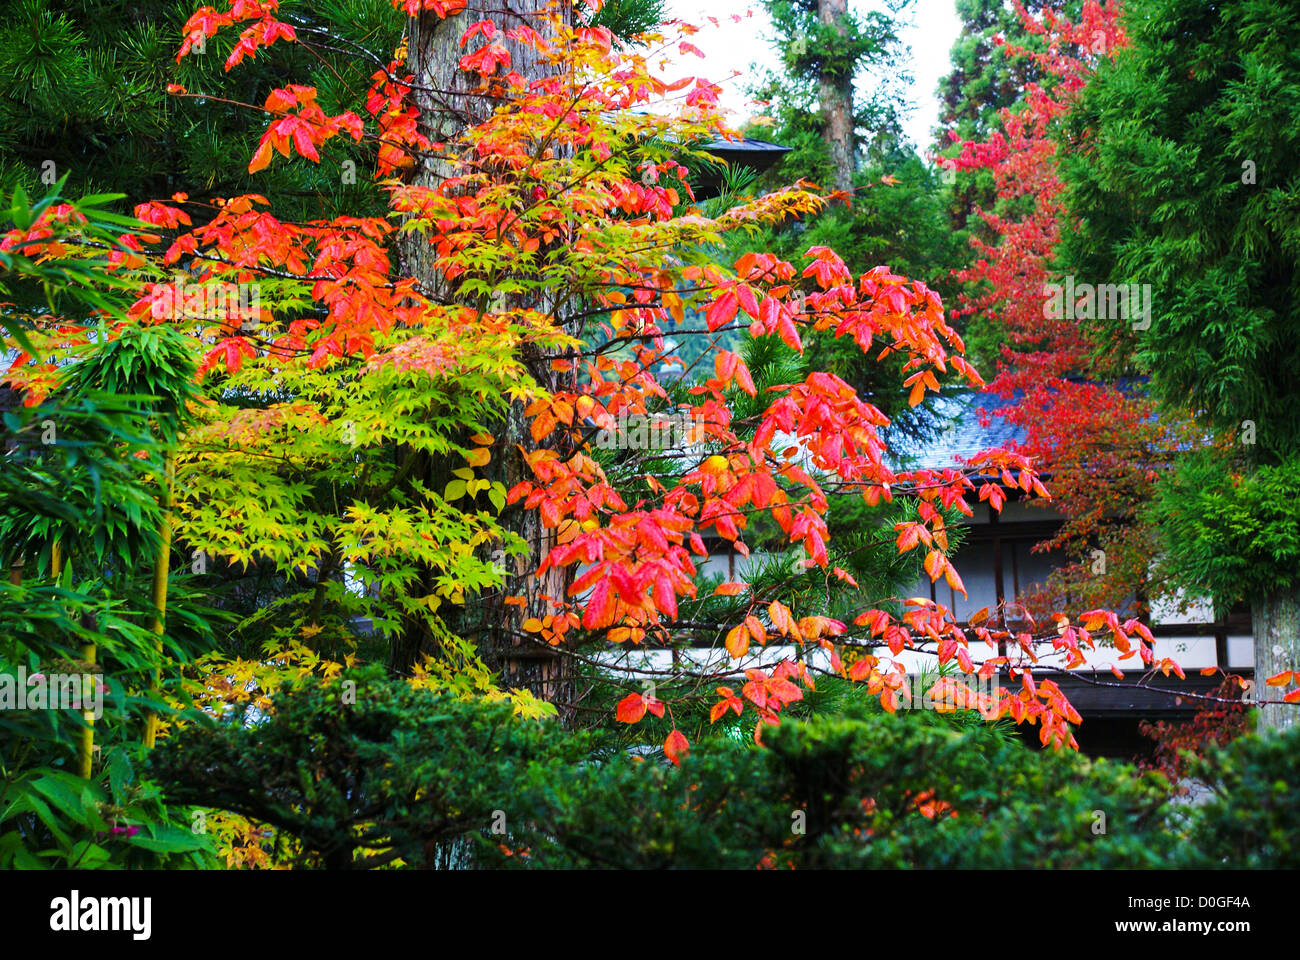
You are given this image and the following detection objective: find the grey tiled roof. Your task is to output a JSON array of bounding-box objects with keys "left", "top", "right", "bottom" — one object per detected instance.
[{"left": 889, "top": 390, "right": 1027, "bottom": 471}]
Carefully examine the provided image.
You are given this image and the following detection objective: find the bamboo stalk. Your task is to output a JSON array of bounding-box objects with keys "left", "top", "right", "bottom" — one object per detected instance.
[
  {"left": 52, "top": 540, "right": 96, "bottom": 778},
  {"left": 142, "top": 457, "right": 174, "bottom": 750},
  {"left": 78, "top": 641, "right": 96, "bottom": 779}
]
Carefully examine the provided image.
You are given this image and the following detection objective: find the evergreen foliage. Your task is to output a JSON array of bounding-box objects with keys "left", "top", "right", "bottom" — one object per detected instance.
[
  {"left": 1058, "top": 0, "right": 1300, "bottom": 467},
  {"left": 153, "top": 667, "right": 1300, "bottom": 869}
]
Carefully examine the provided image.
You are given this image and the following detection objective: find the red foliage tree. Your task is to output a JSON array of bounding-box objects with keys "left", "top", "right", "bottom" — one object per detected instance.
[{"left": 941, "top": 1, "right": 1200, "bottom": 624}]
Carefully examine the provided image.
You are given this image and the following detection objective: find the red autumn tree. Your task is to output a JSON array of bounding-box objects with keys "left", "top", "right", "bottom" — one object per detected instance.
[{"left": 940, "top": 0, "right": 1203, "bottom": 629}]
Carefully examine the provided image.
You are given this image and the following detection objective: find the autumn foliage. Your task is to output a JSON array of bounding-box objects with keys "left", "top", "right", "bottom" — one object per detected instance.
[
  {"left": 0, "top": 0, "right": 1195, "bottom": 766},
  {"left": 938, "top": 1, "right": 1202, "bottom": 624}
]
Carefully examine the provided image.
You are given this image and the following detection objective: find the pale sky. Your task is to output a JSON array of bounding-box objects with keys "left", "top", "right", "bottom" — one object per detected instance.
[{"left": 659, "top": 0, "right": 963, "bottom": 151}]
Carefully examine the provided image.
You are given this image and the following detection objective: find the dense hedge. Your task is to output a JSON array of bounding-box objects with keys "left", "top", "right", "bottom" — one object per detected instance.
[{"left": 149, "top": 667, "right": 1300, "bottom": 869}]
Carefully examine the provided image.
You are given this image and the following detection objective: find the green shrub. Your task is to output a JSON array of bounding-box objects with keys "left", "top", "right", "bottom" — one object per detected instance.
[
  {"left": 148, "top": 665, "right": 585, "bottom": 869},
  {"left": 154, "top": 671, "right": 1300, "bottom": 869},
  {"left": 478, "top": 740, "right": 785, "bottom": 869},
  {"left": 765, "top": 708, "right": 1177, "bottom": 869},
  {"left": 1149, "top": 449, "right": 1300, "bottom": 607},
  {"left": 1177, "top": 722, "right": 1300, "bottom": 868},
  {"left": 490, "top": 703, "right": 1181, "bottom": 869}
]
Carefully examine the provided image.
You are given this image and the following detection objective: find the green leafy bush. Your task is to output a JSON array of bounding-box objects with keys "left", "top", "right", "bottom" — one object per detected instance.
[
  {"left": 479, "top": 740, "right": 784, "bottom": 869},
  {"left": 0, "top": 390, "right": 217, "bottom": 869},
  {"left": 148, "top": 665, "right": 586, "bottom": 869},
  {"left": 0, "top": 184, "right": 215, "bottom": 868},
  {"left": 151, "top": 669, "right": 1300, "bottom": 870},
  {"left": 764, "top": 707, "right": 1176, "bottom": 869},
  {"left": 492, "top": 703, "right": 1178, "bottom": 869},
  {"left": 1177, "top": 722, "right": 1300, "bottom": 869},
  {"left": 1149, "top": 449, "right": 1300, "bottom": 607}
]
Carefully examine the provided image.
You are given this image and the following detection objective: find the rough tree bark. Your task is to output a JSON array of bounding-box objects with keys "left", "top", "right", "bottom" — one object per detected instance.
[
  {"left": 399, "top": 3, "right": 570, "bottom": 285},
  {"left": 818, "top": 0, "right": 856, "bottom": 195},
  {"left": 396, "top": 2, "right": 576, "bottom": 710},
  {"left": 1252, "top": 587, "right": 1300, "bottom": 731}
]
